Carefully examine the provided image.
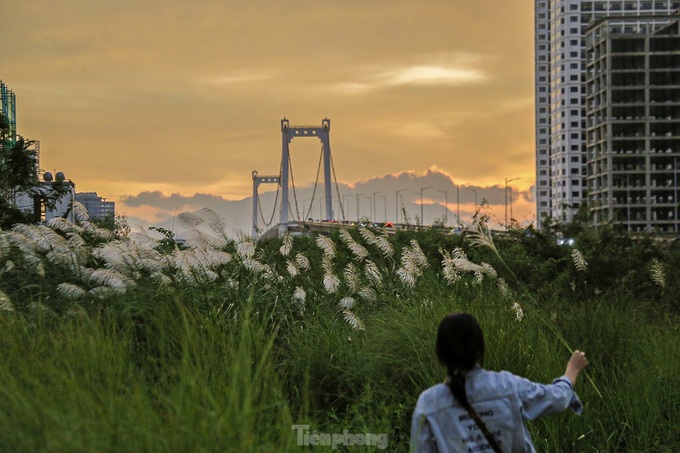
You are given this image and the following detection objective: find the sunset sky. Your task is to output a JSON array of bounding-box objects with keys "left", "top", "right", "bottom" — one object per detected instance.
[{"left": 4, "top": 1, "right": 536, "bottom": 234}]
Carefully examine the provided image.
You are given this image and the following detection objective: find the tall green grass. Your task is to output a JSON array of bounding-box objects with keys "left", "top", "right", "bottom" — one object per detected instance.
[
  {"left": 1, "top": 218, "right": 679, "bottom": 451},
  {"left": 0, "top": 300, "right": 296, "bottom": 452}
]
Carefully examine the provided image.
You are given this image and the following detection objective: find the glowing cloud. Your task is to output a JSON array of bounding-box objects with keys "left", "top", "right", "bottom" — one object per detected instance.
[{"left": 380, "top": 65, "right": 487, "bottom": 86}]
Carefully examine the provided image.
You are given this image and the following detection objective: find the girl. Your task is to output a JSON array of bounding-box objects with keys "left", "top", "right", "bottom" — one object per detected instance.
[{"left": 411, "top": 312, "right": 589, "bottom": 453}]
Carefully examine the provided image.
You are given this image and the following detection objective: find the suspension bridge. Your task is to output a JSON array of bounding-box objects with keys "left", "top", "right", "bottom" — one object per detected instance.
[{"left": 251, "top": 118, "right": 350, "bottom": 238}]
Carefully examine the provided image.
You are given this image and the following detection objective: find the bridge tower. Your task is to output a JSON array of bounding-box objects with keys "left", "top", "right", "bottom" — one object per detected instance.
[
  {"left": 280, "top": 118, "right": 333, "bottom": 235},
  {"left": 252, "top": 170, "right": 280, "bottom": 238}
]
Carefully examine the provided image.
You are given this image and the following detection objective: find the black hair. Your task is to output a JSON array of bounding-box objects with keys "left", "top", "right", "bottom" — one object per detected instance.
[
  {"left": 436, "top": 312, "right": 486, "bottom": 409},
  {"left": 434, "top": 313, "right": 501, "bottom": 452}
]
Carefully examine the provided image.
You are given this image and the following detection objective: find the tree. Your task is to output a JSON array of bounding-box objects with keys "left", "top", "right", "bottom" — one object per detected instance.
[{"left": 0, "top": 113, "right": 68, "bottom": 228}]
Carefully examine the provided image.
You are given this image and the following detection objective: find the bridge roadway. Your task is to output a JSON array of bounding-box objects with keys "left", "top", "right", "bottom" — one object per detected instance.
[{"left": 259, "top": 220, "right": 460, "bottom": 240}]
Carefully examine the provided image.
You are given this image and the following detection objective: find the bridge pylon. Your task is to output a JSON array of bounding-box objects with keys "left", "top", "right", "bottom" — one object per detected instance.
[
  {"left": 252, "top": 170, "right": 280, "bottom": 238},
  {"left": 279, "top": 118, "right": 333, "bottom": 236}
]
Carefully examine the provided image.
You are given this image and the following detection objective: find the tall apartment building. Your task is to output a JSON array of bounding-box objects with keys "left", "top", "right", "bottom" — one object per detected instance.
[
  {"left": 75, "top": 192, "right": 115, "bottom": 220},
  {"left": 534, "top": 0, "right": 680, "bottom": 228},
  {"left": 586, "top": 14, "right": 680, "bottom": 233}
]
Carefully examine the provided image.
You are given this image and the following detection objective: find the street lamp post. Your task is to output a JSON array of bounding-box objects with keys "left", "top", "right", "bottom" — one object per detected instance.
[
  {"left": 355, "top": 193, "right": 364, "bottom": 220},
  {"left": 342, "top": 195, "right": 351, "bottom": 221},
  {"left": 372, "top": 191, "right": 383, "bottom": 223},
  {"left": 465, "top": 186, "right": 478, "bottom": 219},
  {"left": 456, "top": 183, "right": 461, "bottom": 228},
  {"left": 378, "top": 194, "right": 387, "bottom": 222},
  {"left": 505, "top": 177, "right": 521, "bottom": 229},
  {"left": 364, "top": 196, "right": 373, "bottom": 223},
  {"left": 418, "top": 186, "right": 432, "bottom": 227},
  {"left": 437, "top": 189, "right": 448, "bottom": 225},
  {"left": 396, "top": 189, "right": 406, "bottom": 224}
]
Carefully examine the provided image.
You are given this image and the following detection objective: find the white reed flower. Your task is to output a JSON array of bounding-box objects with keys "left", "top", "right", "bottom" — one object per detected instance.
[
  {"left": 3, "top": 260, "right": 15, "bottom": 273},
  {"left": 396, "top": 266, "right": 417, "bottom": 288},
  {"left": 45, "top": 250, "right": 79, "bottom": 275},
  {"left": 66, "top": 232, "right": 87, "bottom": 250},
  {"left": 293, "top": 286, "right": 307, "bottom": 303},
  {"left": 323, "top": 273, "right": 340, "bottom": 294},
  {"left": 295, "top": 253, "right": 310, "bottom": 271},
  {"left": 322, "top": 255, "right": 334, "bottom": 275},
  {"left": 192, "top": 247, "right": 232, "bottom": 269},
  {"left": 481, "top": 262, "right": 497, "bottom": 278},
  {"left": 151, "top": 272, "right": 173, "bottom": 287},
  {"left": 47, "top": 217, "right": 84, "bottom": 236},
  {"left": 439, "top": 248, "right": 461, "bottom": 285},
  {"left": 339, "top": 229, "right": 368, "bottom": 261},
  {"left": 280, "top": 234, "right": 293, "bottom": 256},
  {"left": 571, "top": 249, "right": 588, "bottom": 272},
  {"left": 339, "top": 296, "right": 355, "bottom": 309},
  {"left": 0, "top": 290, "right": 14, "bottom": 311},
  {"left": 286, "top": 259, "right": 300, "bottom": 277},
  {"left": 364, "top": 260, "right": 382, "bottom": 287},
  {"left": 316, "top": 235, "right": 336, "bottom": 258},
  {"left": 342, "top": 309, "right": 365, "bottom": 330},
  {"left": 358, "top": 227, "right": 376, "bottom": 245},
  {"left": 343, "top": 262, "right": 361, "bottom": 293},
  {"left": 358, "top": 286, "right": 377, "bottom": 303},
  {"left": 466, "top": 223, "right": 498, "bottom": 255},
  {"left": 396, "top": 242, "right": 428, "bottom": 288},
  {"left": 242, "top": 258, "right": 267, "bottom": 274},
  {"left": 262, "top": 265, "right": 278, "bottom": 283},
  {"left": 453, "top": 258, "right": 486, "bottom": 274},
  {"left": 359, "top": 227, "right": 394, "bottom": 258},
  {"left": 13, "top": 224, "right": 66, "bottom": 253},
  {"left": 408, "top": 240, "right": 429, "bottom": 268},
  {"left": 497, "top": 277, "right": 509, "bottom": 296},
  {"left": 57, "top": 283, "right": 87, "bottom": 300},
  {"left": 511, "top": 302, "right": 525, "bottom": 322},
  {"left": 650, "top": 258, "right": 666, "bottom": 288},
  {"left": 473, "top": 270, "right": 484, "bottom": 285},
  {"left": 373, "top": 234, "right": 394, "bottom": 258},
  {"left": 236, "top": 238, "right": 256, "bottom": 259},
  {"left": 86, "top": 268, "right": 129, "bottom": 289},
  {"left": 71, "top": 201, "right": 91, "bottom": 224},
  {"left": 88, "top": 285, "right": 124, "bottom": 299}
]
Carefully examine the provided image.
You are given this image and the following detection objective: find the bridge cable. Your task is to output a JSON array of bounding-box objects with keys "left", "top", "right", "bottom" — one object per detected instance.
[
  {"left": 305, "top": 146, "right": 323, "bottom": 220},
  {"left": 287, "top": 147, "right": 302, "bottom": 221},
  {"left": 289, "top": 144, "right": 324, "bottom": 221},
  {"left": 256, "top": 159, "right": 282, "bottom": 229},
  {"left": 330, "top": 149, "right": 347, "bottom": 220}
]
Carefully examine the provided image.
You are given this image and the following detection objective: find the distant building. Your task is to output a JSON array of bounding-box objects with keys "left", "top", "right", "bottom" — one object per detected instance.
[
  {"left": 586, "top": 14, "right": 680, "bottom": 233},
  {"left": 15, "top": 173, "right": 77, "bottom": 223},
  {"left": 75, "top": 192, "right": 115, "bottom": 220},
  {"left": 0, "top": 80, "right": 17, "bottom": 143},
  {"left": 534, "top": 0, "right": 680, "bottom": 227}
]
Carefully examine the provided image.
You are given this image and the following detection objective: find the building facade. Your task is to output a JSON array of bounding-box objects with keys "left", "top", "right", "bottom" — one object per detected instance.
[
  {"left": 534, "top": 0, "right": 680, "bottom": 227},
  {"left": 586, "top": 14, "right": 680, "bottom": 233},
  {"left": 75, "top": 192, "right": 115, "bottom": 220},
  {"left": 0, "top": 80, "right": 17, "bottom": 143}
]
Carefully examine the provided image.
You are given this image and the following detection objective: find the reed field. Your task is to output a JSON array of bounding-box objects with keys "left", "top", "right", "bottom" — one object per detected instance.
[{"left": 0, "top": 206, "right": 678, "bottom": 452}]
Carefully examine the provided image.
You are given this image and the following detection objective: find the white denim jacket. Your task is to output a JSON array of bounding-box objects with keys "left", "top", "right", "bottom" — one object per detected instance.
[{"left": 410, "top": 366, "right": 583, "bottom": 453}]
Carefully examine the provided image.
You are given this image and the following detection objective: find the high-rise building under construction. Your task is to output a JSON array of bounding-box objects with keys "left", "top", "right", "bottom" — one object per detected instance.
[{"left": 534, "top": 0, "right": 680, "bottom": 229}]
